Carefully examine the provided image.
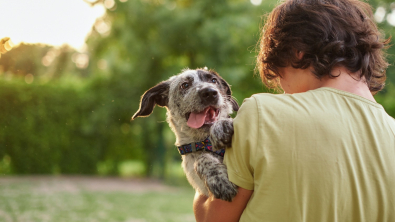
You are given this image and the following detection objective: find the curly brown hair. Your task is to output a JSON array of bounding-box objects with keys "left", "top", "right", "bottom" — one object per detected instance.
[{"left": 257, "top": 0, "right": 390, "bottom": 94}]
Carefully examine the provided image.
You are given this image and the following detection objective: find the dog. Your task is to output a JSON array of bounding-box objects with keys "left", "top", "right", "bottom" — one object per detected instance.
[{"left": 132, "top": 68, "right": 239, "bottom": 201}]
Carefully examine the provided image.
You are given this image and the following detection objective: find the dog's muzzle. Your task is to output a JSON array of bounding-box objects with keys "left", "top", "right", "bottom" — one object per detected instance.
[{"left": 199, "top": 88, "right": 218, "bottom": 106}]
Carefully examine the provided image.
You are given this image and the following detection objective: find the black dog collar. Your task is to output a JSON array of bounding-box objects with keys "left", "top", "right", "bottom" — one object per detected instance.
[{"left": 177, "top": 137, "right": 225, "bottom": 157}]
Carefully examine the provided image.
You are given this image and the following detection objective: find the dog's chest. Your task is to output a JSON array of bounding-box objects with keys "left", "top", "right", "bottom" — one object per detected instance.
[{"left": 181, "top": 153, "right": 210, "bottom": 195}]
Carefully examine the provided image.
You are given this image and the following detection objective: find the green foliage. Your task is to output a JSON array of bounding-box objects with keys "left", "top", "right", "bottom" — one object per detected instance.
[
  {"left": 86, "top": 0, "right": 273, "bottom": 98},
  {"left": 0, "top": 78, "right": 144, "bottom": 174},
  {"left": 0, "top": 43, "right": 83, "bottom": 80},
  {"left": 376, "top": 83, "right": 395, "bottom": 117},
  {"left": 0, "top": 43, "right": 50, "bottom": 77}
]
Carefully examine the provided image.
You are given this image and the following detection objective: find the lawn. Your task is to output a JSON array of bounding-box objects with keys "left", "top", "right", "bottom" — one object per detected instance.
[{"left": 0, "top": 176, "right": 195, "bottom": 222}]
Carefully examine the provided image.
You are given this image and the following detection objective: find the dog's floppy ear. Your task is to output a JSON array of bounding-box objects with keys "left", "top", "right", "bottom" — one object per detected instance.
[
  {"left": 220, "top": 79, "right": 239, "bottom": 112},
  {"left": 132, "top": 81, "right": 170, "bottom": 120}
]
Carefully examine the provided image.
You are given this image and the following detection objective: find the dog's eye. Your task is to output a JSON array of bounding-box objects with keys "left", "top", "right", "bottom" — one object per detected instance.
[
  {"left": 211, "top": 78, "right": 218, "bottom": 84},
  {"left": 181, "top": 82, "right": 190, "bottom": 89}
]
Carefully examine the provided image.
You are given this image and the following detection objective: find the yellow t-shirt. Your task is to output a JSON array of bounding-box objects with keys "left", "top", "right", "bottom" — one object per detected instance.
[{"left": 224, "top": 87, "right": 395, "bottom": 222}]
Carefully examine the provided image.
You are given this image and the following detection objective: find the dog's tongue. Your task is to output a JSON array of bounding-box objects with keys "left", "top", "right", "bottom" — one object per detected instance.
[{"left": 187, "top": 107, "right": 215, "bottom": 129}]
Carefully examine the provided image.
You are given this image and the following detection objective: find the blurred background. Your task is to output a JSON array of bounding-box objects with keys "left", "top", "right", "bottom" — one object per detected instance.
[{"left": 0, "top": 0, "right": 394, "bottom": 221}]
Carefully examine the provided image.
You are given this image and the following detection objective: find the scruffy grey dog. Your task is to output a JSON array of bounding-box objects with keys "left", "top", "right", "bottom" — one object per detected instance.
[{"left": 132, "top": 68, "right": 239, "bottom": 201}]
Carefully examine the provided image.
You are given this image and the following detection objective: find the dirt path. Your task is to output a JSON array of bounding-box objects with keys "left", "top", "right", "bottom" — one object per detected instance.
[{"left": 0, "top": 176, "right": 178, "bottom": 194}]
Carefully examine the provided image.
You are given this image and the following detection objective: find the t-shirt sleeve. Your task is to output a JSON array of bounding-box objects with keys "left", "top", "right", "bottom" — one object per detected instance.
[{"left": 224, "top": 96, "right": 259, "bottom": 190}]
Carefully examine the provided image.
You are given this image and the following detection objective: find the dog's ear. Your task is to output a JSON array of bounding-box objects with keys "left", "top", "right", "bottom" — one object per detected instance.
[
  {"left": 132, "top": 81, "right": 170, "bottom": 120},
  {"left": 220, "top": 79, "right": 239, "bottom": 112},
  {"left": 230, "top": 97, "right": 239, "bottom": 112}
]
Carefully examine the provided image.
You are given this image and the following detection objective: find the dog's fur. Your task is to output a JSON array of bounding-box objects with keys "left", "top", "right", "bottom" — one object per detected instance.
[{"left": 132, "top": 68, "right": 239, "bottom": 201}]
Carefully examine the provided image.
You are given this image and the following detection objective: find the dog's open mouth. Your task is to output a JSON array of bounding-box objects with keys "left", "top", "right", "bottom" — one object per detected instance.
[{"left": 186, "top": 107, "right": 219, "bottom": 129}]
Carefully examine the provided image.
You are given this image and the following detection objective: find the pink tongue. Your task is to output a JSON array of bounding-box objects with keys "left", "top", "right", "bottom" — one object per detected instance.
[{"left": 187, "top": 107, "right": 211, "bottom": 129}]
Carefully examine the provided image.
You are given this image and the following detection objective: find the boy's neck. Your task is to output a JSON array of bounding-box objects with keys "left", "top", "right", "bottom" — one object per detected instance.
[{"left": 320, "top": 66, "right": 376, "bottom": 102}]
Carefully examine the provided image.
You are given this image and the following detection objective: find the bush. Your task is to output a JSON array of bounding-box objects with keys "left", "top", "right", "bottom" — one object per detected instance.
[{"left": 0, "top": 77, "right": 145, "bottom": 174}]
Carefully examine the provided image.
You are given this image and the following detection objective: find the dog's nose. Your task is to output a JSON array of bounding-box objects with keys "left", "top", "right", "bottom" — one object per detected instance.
[{"left": 199, "top": 88, "right": 218, "bottom": 103}]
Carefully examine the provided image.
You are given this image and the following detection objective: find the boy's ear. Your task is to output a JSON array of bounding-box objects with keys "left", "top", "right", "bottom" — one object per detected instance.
[
  {"left": 132, "top": 81, "right": 170, "bottom": 120},
  {"left": 220, "top": 79, "right": 239, "bottom": 112}
]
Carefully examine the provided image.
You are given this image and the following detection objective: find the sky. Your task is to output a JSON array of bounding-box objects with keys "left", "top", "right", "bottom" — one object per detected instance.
[{"left": 0, "top": 0, "right": 106, "bottom": 51}]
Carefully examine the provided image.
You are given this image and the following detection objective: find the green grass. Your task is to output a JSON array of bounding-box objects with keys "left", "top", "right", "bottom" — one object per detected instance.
[{"left": 0, "top": 177, "right": 195, "bottom": 222}]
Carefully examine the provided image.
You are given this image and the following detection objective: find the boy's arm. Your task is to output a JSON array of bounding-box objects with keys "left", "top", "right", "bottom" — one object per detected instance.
[{"left": 193, "top": 187, "right": 253, "bottom": 222}]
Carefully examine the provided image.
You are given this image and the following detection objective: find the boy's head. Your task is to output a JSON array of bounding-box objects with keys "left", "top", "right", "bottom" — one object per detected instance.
[{"left": 257, "top": 0, "right": 389, "bottom": 94}]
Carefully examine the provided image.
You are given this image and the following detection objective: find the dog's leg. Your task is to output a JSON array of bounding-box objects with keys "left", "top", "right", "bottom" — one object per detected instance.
[
  {"left": 210, "top": 118, "right": 234, "bottom": 151},
  {"left": 194, "top": 152, "right": 238, "bottom": 202}
]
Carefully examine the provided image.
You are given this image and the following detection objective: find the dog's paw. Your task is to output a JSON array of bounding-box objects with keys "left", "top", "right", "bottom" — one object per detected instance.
[
  {"left": 210, "top": 118, "right": 234, "bottom": 151},
  {"left": 194, "top": 154, "right": 238, "bottom": 202},
  {"left": 206, "top": 173, "right": 238, "bottom": 202}
]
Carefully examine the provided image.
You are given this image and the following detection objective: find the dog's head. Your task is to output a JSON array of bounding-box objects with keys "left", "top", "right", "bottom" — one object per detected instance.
[{"left": 132, "top": 68, "right": 239, "bottom": 140}]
